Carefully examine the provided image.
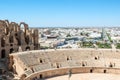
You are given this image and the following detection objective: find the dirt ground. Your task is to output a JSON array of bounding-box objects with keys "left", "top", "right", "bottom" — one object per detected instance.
[{"left": 47, "top": 73, "right": 120, "bottom": 80}]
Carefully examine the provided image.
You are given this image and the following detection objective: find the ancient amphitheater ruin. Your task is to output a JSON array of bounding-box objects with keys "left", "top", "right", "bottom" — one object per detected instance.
[
  {"left": 9, "top": 49, "right": 120, "bottom": 80},
  {"left": 0, "top": 20, "right": 39, "bottom": 79},
  {"left": 1, "top": 20, "right": 120, "bottom": 80}
]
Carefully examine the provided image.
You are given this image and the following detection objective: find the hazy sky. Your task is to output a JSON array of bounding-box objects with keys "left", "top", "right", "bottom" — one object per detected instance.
[{"left": 0, "top": 0, "right": 120, "bottom": 27}]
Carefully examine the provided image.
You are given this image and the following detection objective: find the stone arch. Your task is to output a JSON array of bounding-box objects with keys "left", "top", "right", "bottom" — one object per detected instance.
[
  {"left": 4, "top": 20, "right": 9, "bottom": 34},
  {"left": 95, "top": 56, "right": 98, "bottom": 60},
  {"left": 82, "top": 63, "right": 85, "bottom": 67},
  {"left": 9, "top": 36, "right": 14, "bottom": 43},
  {"left": 1, "top": 49, "right": 6, "bottom": 58},
  {"left": 19, "top": 22, "right": 29, "bottom": 33},
  {"left": 0, "top": 20, "right": 7, "bottom": 27},
  {"left": 0, "top": 20, "right": 7, "bottom": 33},
  {"left": 39, "top": 58, "right": 43, "bottom": 63},
  {"left": 67, "top": 56, "right": 72, "bottom": 61},
  {"left": 14, "top": 23, "right": 19, "bottom": 32},
  {"left": 104, "top": 70, "right": 106, "bottom": 73},
  {"left": 90, "top": 69, "right": 93, "bottom": 73},
  {"left": 67, "top": 57, "right": 69, "bottom": 61},
  {"left": 10, "top": 48, "right": 14, "bottom": 53},
  {"left": 11, "top": 22, "right": 17, "bottom": 32},
  {"left": 20, "top": 23, "right": 24, "bottom": 31},
  {"left": 56, "top": 63, "right": 60, "bottom": 68},
  {"left": 26, "top": 46, "right": 30, "bottom": 51},
  {"left": 9, "top": 22, "right": 16, "bottom": 31},
  {"left": 39, "top": 74, "right": 43, "bottom": 79},
  {"left": 4, "top": 20, "right": 9, "bottom": 27}
]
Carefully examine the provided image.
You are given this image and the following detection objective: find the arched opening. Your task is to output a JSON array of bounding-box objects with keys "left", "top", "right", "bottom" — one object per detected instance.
[
  {"left": 15, "top": 33, "right": 18, "bottom": 37},
  {"left": 5, "top": 20, "right": 9, "bottom": 27},
  {"left": 24, "top": 68, "right": 27, "bottom": 71},
  {"left": 40, "top": 59, "right": 43, "bottom": 63},
  {"left": 26, "top": 46, "right": 30, "bottom": 51},
  {"left": 0, "top": 69, "right": 2, "bottom": 74},
  {"left": 109, "top": 64, "right": 113, "bottom": 67},
  {"left": 25, "top": 36, "right": 29, "bottom": 44},
  {"left": 82, "top": 63, "right": 85, "bottom": 67},
  {"left": 1, "top": 37, "right": 5, "bottom": 47},
  {"left": 56, "top": 63, "right": 60, "bottom": 68},
  {"left": 95, "top": 57, "right": 98, "bottom": 60},
  {"left": 10, "top": 44, "right": 13, "bottom": 46},
  {"left": 10, "top": 48, "right": 14, "bottom": 53},
  {"left": 39, "top": 74, "right": 43, "bottom": 79},
  {"left": 4, "top": 20, "right": 9, "bottom": 35},
  {"left": 20, "top": 24, "right": 25, "bottom": 32},
  {"left": 57, "top": 65, "right": 59, "bottom": 68},
  {"left": 109, "top": 63, "right": 113, "bottom": 67},
  {"left": 11, "top": 23, "right": 17, "bottom": 32},
  {"left": 9, "top": 36, "right": 14, "bottom": 43},
  {"left": 104, "top": 70, "right": 106, "bottom": 73},
  {"left": 16, "top": 37, "right": 21, "bottom": 45},
  {"left": 90, "top": 69, "right": 93, "bottom": 73},
  {"left": 67, "top": 57, "right": 69, "bottom": 61},
  {"left": 1, "top": 49, "right": 6, "bottom": 58}
]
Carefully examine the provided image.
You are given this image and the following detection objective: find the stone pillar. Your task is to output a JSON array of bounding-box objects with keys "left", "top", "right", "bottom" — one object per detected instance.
[{"left": 33, "top": 29, "right": 39, "bottom": 49}]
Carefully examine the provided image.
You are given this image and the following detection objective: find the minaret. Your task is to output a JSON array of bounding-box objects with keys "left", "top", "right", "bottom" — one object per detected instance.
[{"left": 101, "top": 27, "right": 105, "bottom": 41}]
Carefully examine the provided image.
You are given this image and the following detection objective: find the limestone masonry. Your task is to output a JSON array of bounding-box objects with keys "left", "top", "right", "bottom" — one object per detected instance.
[
  {"left": 9, "top": 49, "right": 120, "bottom": 80},
  {"left": 0, "top": 20, "right": 39, "bottom": 79},
  {"left": 0, "top": 20, "right": 120, "bottom": 80}
]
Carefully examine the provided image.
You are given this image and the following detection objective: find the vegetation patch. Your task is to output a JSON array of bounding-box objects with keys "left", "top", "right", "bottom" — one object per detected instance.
[
  {"left": 81, "top": 42, "right": 94, "bottom": 48},
  {"left": 116, "top": 43, "right": 120, "bottom": 49},
  {"left": 97, "top": 43, "right": 111, "bottom": 48}
]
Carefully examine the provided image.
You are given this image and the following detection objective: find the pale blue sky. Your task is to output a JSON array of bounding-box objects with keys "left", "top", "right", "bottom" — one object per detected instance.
[{"left": 0, "top": 0, "right": 120, "bottom": 27}]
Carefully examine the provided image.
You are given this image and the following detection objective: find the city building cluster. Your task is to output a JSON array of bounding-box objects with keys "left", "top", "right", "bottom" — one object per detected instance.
[{"left": 38, "top": 27, "right": 120, "bottom": 49}]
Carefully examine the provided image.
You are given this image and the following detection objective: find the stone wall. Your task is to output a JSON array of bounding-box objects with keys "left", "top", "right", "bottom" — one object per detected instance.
[
  {"left": 0, "top": 20, "right": 39, "bottom": 75},
  {"left": 0, "top": 20, "right": 39, "bottom": 60},
  {"left": 25, "top": 67, "right": 120, "bottom": 80},
  {"left": 9, "top": 49, "right": 120, "bottom": 80}
]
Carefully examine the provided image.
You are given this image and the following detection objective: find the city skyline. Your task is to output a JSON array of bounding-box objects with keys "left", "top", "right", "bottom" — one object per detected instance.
[{"left": 0, "top": 0, "right": 120, "bottom": 27}]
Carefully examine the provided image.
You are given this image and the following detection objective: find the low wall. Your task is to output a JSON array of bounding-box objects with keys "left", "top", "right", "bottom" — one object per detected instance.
[{"left": 24, "top": 67, "right": 120, "bottom": 80}]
